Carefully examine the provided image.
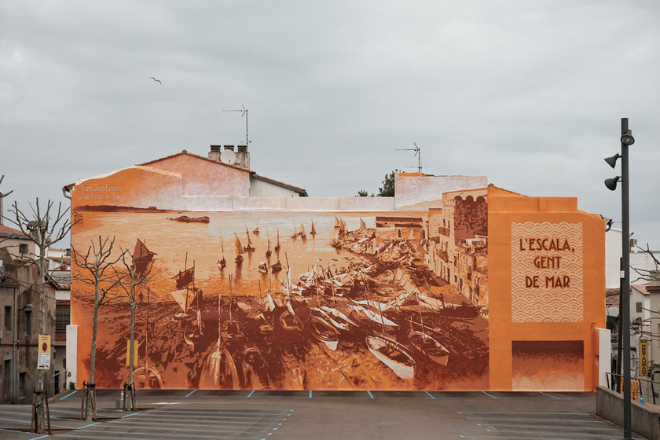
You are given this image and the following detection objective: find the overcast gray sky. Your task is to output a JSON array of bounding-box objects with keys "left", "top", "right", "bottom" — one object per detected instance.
[{"left": 1, "top": 1, "right": 659, "bottom": 250}]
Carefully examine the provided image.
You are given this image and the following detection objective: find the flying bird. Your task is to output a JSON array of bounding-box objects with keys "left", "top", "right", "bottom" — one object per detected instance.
[{"left": 149, "top": 77, "right": 162, "bottom": 84}]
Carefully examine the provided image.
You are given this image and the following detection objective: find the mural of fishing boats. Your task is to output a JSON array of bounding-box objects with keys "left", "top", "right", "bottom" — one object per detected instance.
[
  {"left": 265, "top": 230, "right": 272, "bottom": 258},
  {"left": 409, "top": 330, "right": 449, "bottom": 366},
  {"left": 244, "top": 225, "right": 255, "bottom": 252},
  {"left": 310, "top": 219, "right": 317, "bottom": 236},
  {"left": 279, "top": 308, "right": 304, "bottom": 332},
  {"left": 366, "top": 335, "right": 415, "bottom": 380},
  {"left": 130, "top": 282, "right": 164, "bottom": 389},
  {"left": 348, "top": 304, "right": 399, "bottom": 327},
  {"left": 224, "top": 275, "right": 243, "bottom": 340},
  {"left": 318, "top": 305, "right": 357, "bottom": 331},
  {"left": 253, "top": 220, "right": 260, "bottom": 235},
  {"left": 217, "top": 231, "right": 226, "bottom": 269},
  {"left": 309, "top": 315, "right": 339, "bottom": 350},
  {"left": 274, "top": 227, "right": 281, "bottom": 253},
  {"left": 291, "top": 220, "right": 298, "bottom": 239},
  {"left": 242, "top": 346, "right": 271, "bottom": 389},
  {"left": 258, "top": 261, "right": 268, "bottom": 273},
  {"left": 234, "top": 233, "right": 244, "bottom": 267},
  {"left": 133, "top": 238, "right": 157, "bottom": 278},
  {"left": 299, "top": 222, "right": 306, "bottom": 239},
  {"left": 271, "top": 258, "right": 282, "bottom": 274},
  {"left": 278, "top": 265, "right": 304, "bottom": 332},
  {"left": 132, "top": 365, "right": 165, "bottom": 389},
  {"left": 200, "top": 274, "right": 241, "bottom": 389},
  {"left": 171, "top": 256, "right": 204, "bottom": 347},
  {"left": 334, "top": 216, "right": 340, "bottom": 229},
  {"left": 407, "top": 292, "right": 450, "bottom": 366}
]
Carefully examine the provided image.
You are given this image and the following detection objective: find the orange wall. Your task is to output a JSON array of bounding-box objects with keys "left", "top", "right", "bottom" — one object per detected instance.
[{"left": 488, "top": 186, "right": 606, "bottom": 391}]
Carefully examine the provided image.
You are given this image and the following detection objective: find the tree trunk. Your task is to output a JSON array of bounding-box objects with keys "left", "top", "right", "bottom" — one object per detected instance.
[
  {"left": 36, "top": 247, "right": 47, "bottom": 395},
  {"left": 127, "top": 301, "right": 136, "bottom": 410},
  {"left": 86, "top": 285, "right": 100, "bottom": 421}
]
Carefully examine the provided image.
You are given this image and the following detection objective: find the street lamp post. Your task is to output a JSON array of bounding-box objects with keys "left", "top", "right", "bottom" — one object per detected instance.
[{"left": 604, "top": 117, "right": 634, "bottom": 439}]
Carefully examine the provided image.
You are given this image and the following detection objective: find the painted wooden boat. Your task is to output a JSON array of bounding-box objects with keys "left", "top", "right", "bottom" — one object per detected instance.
[
  {"left": 310, "top": 315, "right": 339, "bottom": 351},
  {"left": 408, "top": 331, "right": 449, "bottom": 366},
  {"left": 366, "top": 335, "right": 415, "bottom": 380}
]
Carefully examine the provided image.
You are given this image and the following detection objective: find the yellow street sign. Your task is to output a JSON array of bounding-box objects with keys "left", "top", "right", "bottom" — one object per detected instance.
[
  {"left": 126, "top": 340, "right": 138, "bottom": 367},
  {"left": 640, "top": 339, "right": 648, "bottom": 376}
]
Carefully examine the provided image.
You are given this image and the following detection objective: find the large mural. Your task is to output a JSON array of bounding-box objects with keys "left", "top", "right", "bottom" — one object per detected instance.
[
  {"left": 72, "top": 206, "right": 489, "bottom": 391},
  {"left": 69, "top": 155, "right": 607, "bottom": 392}
]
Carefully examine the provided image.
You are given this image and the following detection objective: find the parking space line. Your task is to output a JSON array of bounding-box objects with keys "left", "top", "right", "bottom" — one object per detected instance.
[
  {"left": 425, "top": 391, "right": 436, "bottom": 399},
  {"left": 185, "top": 389, "right": 197, "bottom": 398},
  {"left": 461, "top": 436, "right": 625, "bottom": 440},
  {"left": 466, "top": 417, "right": 605, "bottom": 422},
  {"left": 540, "top": 391, "right": 561, "bottom": 399},
  {"left": 481, "top": 391, "right": 498, "bottom": 399},
  {"left": 0, "top": 416, "right": 72, "bottom": 429},
  {"left": 247, "top": 390, "right": 255, "bottom": 398},
  {"left": 309, "top": 390, "right": 312, "bottom": 398},
  {"left": 367, "top": 390, "right": 374, "bottom": 399},
  {"left": 60, "top": 390, "right": 78, "bottom": 400},
  {"left": 460, "top": 411, "right": 592, "bottom": 415},
  {"left": 77, "top": 422, "right": 101, "bottom": 429}
]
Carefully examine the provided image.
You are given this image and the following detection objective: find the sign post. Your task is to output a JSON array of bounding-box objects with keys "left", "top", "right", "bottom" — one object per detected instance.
[
  {"left": 640, "top": 338, "right": 648, "bottom": 377},
  {"left": 37, "top": 335, "right": 51, "bottom": 370}
]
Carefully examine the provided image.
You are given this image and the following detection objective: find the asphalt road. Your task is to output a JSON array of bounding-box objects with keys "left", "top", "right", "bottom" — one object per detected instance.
[{"left": 0, "top": 390, "right": 646, "bottom": 440}]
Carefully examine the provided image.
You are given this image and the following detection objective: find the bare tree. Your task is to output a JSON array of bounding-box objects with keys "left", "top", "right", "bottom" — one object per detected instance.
[
  {"left": 71, "top": 236, "right": 125, "bottom": 421},
  {"left": 112, "top": 239, "right": 157, "bottom": 411},
  {"left": 0, "top": 175, "right": 13, "bottom": 226},
  {"left": 4, "top": 198, "right": 71, "bottom": 433},
  {"left": 631, "top": 243, "right": 660, "bottom": 284}
]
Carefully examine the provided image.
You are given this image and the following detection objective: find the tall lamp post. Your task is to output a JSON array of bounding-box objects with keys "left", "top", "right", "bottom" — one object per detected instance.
[{"left": 604, "top": 117, "right": 635, "bottom": 439}]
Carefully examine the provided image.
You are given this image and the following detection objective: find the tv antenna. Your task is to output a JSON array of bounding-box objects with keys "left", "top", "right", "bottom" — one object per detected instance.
[
  {"left": 222, "top": 105, "right": 250, "bottom": 147},
  {"left": 396, "top": 142, "right": 423, "bottom": 173}
]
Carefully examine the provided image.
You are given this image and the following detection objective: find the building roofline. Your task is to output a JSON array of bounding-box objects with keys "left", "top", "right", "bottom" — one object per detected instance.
[
  {"left": 65, "top": 150, "right": 308, "bottom": 197},
  {"left": 487, "top": 183, "right": 527, "bottom": 197},
  {"left": 0, "top": 224, "right": 29, "bottom": 239},
  {"left": 136, "top": 150, "right": 254, "bottom": 173},
  {"left": 251, "top": 174, "right": 308, "bottom": 196}
]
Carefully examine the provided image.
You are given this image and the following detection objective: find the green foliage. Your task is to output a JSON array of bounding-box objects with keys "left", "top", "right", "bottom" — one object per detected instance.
[
  {"left": 356, "top": 190, "right": 373, "bottom": 197},
  {"left": 377, "top": 170, "right": 397, "bottom": 197}
]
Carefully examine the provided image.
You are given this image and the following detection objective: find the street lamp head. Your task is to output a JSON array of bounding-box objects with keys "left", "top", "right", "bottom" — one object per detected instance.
[
  {"left": 605, "top": 218, "right": 614, "bottom": 232},
  {"left": 604, "top": 153, "right": 621, "bottom": 169},
  {"left": 621, "top": 130, "right": 635, "bottom": 145},
  {"left": 605, "top": 176, "right": 621, "bottom": 191}
]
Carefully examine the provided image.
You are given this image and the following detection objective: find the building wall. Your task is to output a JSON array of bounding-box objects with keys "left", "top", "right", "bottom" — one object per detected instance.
[
  {"left": 68, "top": 164, "right": 605, "bottom": 392},
  {"left": 0, "top": 253, "right": 56, "bottom": 403},
  {"left": 144, "top": 153, "right": 251, "bottom": 198},
  {"left": 488, "top": 186, "right": 606, "bottom": 391},
  {"left": 0, "top": 234, "right": 36, "bottom": 262},
  {"left": 249, "top": 177, "right": 301, "bottom": 197}
]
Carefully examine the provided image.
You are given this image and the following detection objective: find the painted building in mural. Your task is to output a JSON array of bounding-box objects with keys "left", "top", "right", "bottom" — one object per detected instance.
[{"left": 65, "top": 148, "right": 608, "bottom": 392}]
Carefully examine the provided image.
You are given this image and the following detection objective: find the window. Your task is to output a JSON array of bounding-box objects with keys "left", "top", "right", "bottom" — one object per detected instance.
[
  {"left": 19, "top": 243, "right": 28, "bottom": 254},
  {"left": 56, "top": 305, "right": 70, "bottom": 332},
  {"left": 4, "top": 306, "right": 10, "bottom": 330},
  {"left": 636, "top": 302, "right": 643, "bottom": 313},
  {"left": 19, "top": 372, "right": 26, "bottom": 396},
  {"left": 24, "top": 311, "right": 30, "bottom": 335}
]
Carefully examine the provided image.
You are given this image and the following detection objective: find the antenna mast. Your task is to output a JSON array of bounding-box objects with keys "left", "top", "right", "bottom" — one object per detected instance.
[
  {"left": 395, "top": 142, "right": 423, "bottom": 173},
  {"left": 222, "top": 105, "right": 249, "bottom": 146}
]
